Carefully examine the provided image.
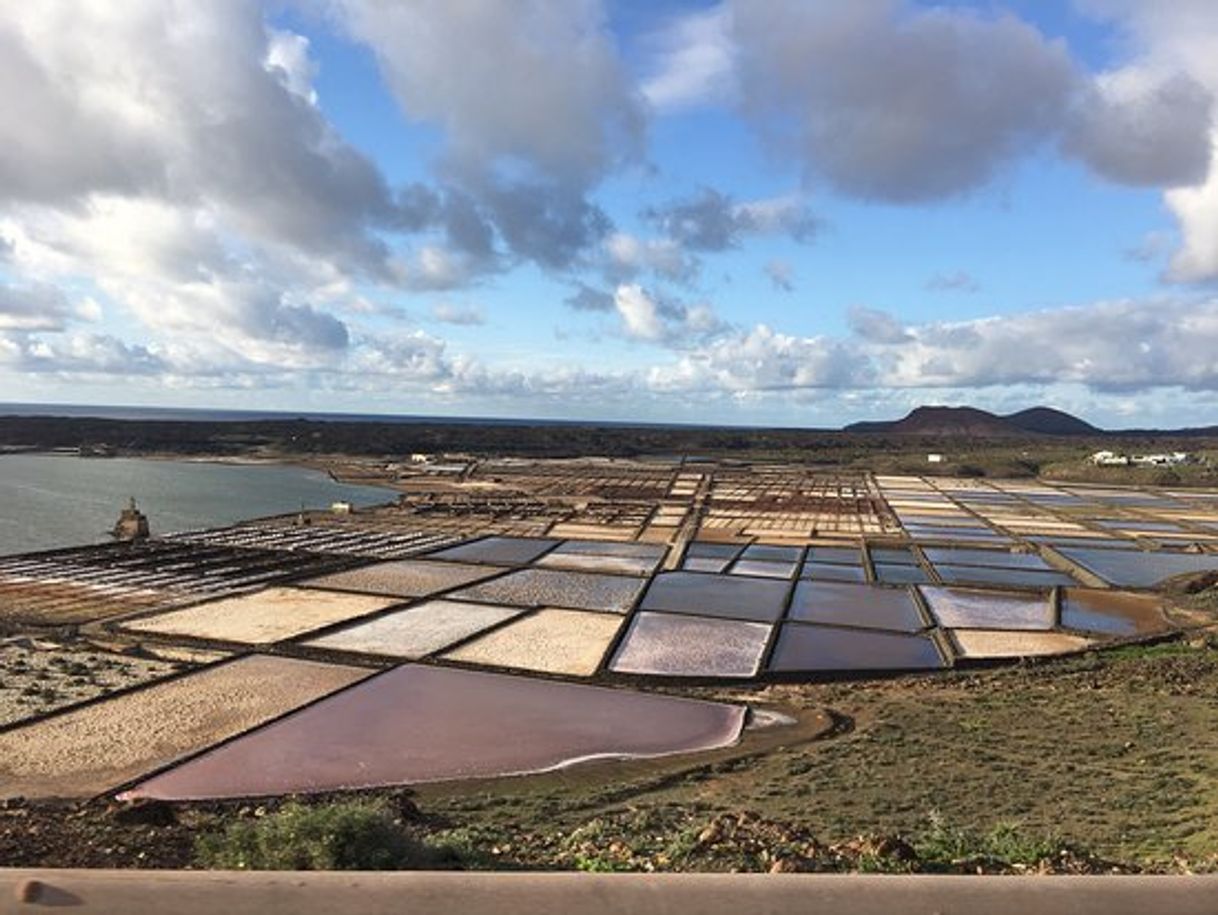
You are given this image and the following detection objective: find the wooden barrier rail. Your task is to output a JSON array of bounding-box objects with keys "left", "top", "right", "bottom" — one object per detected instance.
[{"left": 4, "top": 870, "right": 1217, "bottom": 915}]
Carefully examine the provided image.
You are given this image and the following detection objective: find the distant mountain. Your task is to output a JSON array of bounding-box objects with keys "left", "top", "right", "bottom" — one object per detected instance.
[
  {"left": 844, "top": 405, "right": 1102, "bottom": 437},
  {"left": 1002, "top": 406, "right": 1100, "bottom": 436}
]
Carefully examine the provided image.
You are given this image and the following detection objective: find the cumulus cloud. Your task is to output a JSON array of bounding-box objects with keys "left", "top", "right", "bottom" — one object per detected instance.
[
  {"left": 0, "top": 331, "right": 167, "bottom": 377},
  {"left": 1075, "top": 2, "right": 1218, "bottom": 281},
  {"left": 642, "top": 5, "right": 737, "bottom": 111},
  {"left": 848, "top": 306, "right": 913, "bottom": 345},
  {"left": 264, "top": 29, "right": 319, "bottom": 106},
  {"left": 883, "top": 298, "right": 1218, "bottom": 391},
  {"left": 649, "top": 324, "right": 870, "bottom": 393},
  {"left": 644, "top": 188, "right": 817, "bottom": 251},
  {"left": 0, "top": 3, "right": 459, "bottom": 379},
  {"left": 651, "top": 296, "right": 1218, "bottom": 396},
  {"left": 612, "top": 283, "right": 726, "bottom": 345},
  {"left": 0, "top": 281, "right": 81, "bottom": 331},
  {"left": 731, "top": 0, "right": 1078, "bottom": 202},
  {"left": 328, "top": 0, "right": 643, "bottom": 269},
  {"left": 603, "top": 232, "right": 697, "bottom": 283},
  {"left": 1064, "top": 71, "right": 1213, "bottom": 187},
  {"left": 0, "top": 5, "right": 419, "bottom": 272}
]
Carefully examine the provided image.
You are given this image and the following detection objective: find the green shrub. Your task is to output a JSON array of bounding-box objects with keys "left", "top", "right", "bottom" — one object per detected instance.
[
  {"left": 914, "top": 812, "right": 1065, "bottom": 870},
  {"left": 195, "top": 799, "right": 435, "bottom": 871}
]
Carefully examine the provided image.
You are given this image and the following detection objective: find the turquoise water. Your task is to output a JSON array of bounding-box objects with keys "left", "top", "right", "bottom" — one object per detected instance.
[{"left": 0, "top": 454, "right": 395, "bottom": 555}]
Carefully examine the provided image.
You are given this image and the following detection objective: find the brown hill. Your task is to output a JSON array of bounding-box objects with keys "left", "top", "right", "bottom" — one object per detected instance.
[{"left": 844, "top": 405, "right": 1101, "bottom": 437}]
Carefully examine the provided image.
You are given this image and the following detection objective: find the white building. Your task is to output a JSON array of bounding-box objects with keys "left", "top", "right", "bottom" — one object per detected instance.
[
  {"left": 1090, "top": 450, "right": 1193, "bottom": 467},
  {"left": 1088, "top": 450, "right": 1130, "bottom": 466},
  {"left": 1131, "top": 452, "right": 1191, "bottom": 467}
]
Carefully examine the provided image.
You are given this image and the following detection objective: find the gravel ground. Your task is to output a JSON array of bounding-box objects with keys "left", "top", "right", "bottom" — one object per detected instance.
[{"left": 0, "top": 637, "right": 183, "bottom": 728}]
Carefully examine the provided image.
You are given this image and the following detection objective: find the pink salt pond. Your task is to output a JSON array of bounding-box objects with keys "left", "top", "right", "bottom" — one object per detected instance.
[{"left": 119, "top": 665, "right": 747, "bottom": 800}]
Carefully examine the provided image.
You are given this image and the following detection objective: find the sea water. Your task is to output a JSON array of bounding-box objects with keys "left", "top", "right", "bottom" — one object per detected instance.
[{"left": 0, "top": 453, "right": 394, "bottom": 555}]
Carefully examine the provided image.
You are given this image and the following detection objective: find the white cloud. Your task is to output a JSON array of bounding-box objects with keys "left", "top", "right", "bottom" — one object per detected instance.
[
  {"left": 649, "top": 324, "right": 870, "bottom": 393},
  {"left": 1056, "top": 2, "right": 1218, "bottom": 278},
  {"left": 431, "top": 302, "right": 485, "bottom": 326},
  {"left": 603, "top": 232, "right": 696, "bottom": 283},
  {"left": 641, "top": 6, "right": 737, "bottom": 112},
  {"left": 730, "top": 0, "right": 1078, "bottom": 202},
  {"left": 1063, "top": 69, "right": 1212, "bottom": 187},
  {"left": 614, "top": 284, "right": 668, "bottom": 342},
  {"left": 848, "top": 306, "right": 913, "bottom": 344},
  {"left": 0, "top": 281, "right": 80, "bottom": 331},
  {"left": 264, "top": 29, "right": 319, "bottom": 106},
  {"left": 644, "top": 188, "right": 817, "bottom": 251},
  {"left": 0, "top": 330, "right": 166, "bottom": 377},
  {"left": 647, "top": 295, "right": 1218, "bottom": 397},
  {"left": 328, "top": 0, "right": 643, "bottom": 268},
  {"left": 612, "top": 283, "right": 725, "bottom": 345}
]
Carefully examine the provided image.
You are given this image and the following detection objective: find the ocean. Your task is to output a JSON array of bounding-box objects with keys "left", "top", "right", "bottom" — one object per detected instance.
[{"left": 0, "top": 453, "right": 396, "bottom": 556}]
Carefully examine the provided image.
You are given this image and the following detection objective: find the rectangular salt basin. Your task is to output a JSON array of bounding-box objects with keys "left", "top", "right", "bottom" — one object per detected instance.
[
  {"left": 609, "top": 611, "right": 772, "bottom": 678},
  {"left": 800, "top": 563, "right": 869, "bottom": 583},
  {"left": 951, "top": 629, "right": 1094, "bottom": 659},
  {"left": 0, "top": 655, "right": 369, "bottom": 799},
  {"left": 121, "top": 587, "right": 401, "bottom": 644},
  {"left": 741, "top": 544, "right": 804, "bottom": 562},
  {"left": 807, "top": 547, "right": 863, "bottom": 565},
  {"left": 552, "top": 540, "right": 666, "bottom": 559},
  {"left": 869, "top": 548, "right": 919, "bottom": 566},
  {"left": 121, "top": 665, "right": 747, "bottom": 800},
  {"left": 685, "top": 541, "right": 744, "bottom": 559},
  {"left": 304, "top": 599, "right": 525, "bottom": 659},
  {"left": 788, "top": 581, "right": 925, "bottom": 632},
  {"left": 451, "top": 568, "right": 645, "bottom": 614},
  {"left": 1060, "top": 589, "right": 1173, "bottom": 637},
  {"left": 534, "top": 552, "right": 660, "bottom": 576},
  {"left": 426, "top": 537, "right": 559, "bottom": 566},
  {"left": 921, "top": 548, "right": 1054, "bottom": 570},
  {"left": 682, "top": 556, "right": 732, "bottom": 574},
  {"left": 931, "top": 565, "right": 1078, "bottom": 588},
  {"left": 443, "top": 608, "right": 622, "bottom": 676},
  {"left": 920, "top": 586, "right": 1054, "bottom": 630},
  {"left": 1055, "top": 547, "right": 1218, "bottom": 588},
  {"left": 640, "top": 571, "right": 791, "bottom": 623},
  {"left": 874, "top": 563, "right": 931, "bottom": 585},
  {"left": 730, "top": 559, "right": 799, "bottom": 579},
  {"left": 767, "top": 623, "right": 943, "bottom": 674},
  {"left": 300, "top": 559, "right": 500, "bottom": 598}
]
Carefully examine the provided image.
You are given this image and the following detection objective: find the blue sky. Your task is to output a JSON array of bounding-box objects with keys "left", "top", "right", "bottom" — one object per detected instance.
[{"left": 1, "top": 1, "right": 1217, "bottom": 428}]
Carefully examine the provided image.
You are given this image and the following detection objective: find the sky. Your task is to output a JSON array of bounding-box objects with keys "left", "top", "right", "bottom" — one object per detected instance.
[{"left": 1, "top": 1, "right": 1218, "bottom": 428}]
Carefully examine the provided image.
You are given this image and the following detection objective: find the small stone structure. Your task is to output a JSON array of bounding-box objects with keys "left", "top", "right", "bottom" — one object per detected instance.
[{"left": 112, "top": 497, "right": 150, "bottom": 542}]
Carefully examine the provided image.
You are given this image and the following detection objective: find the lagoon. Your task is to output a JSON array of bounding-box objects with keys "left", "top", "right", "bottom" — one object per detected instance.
[{"left": 0, "top": 453, "right": 394, "bottom": 556}]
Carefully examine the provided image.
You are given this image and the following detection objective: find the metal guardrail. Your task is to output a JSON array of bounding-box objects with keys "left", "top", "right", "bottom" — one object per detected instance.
[{"left": 4, "top": 871, "right": 1218, "bottom": 915}]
